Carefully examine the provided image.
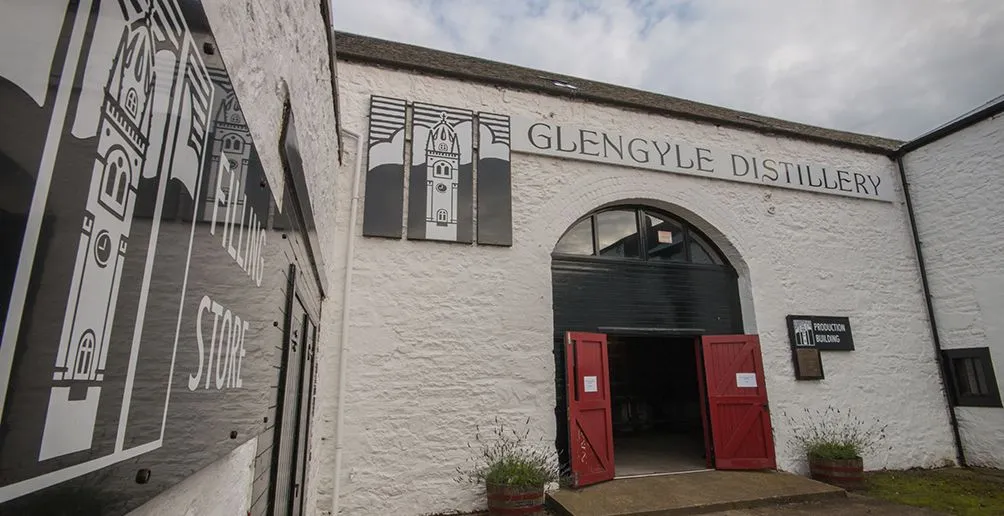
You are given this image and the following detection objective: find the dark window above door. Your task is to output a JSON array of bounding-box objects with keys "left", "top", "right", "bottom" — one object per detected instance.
[
  {"left": 596, "top": 210, "right": 640, "bottom": 258},
  {"left": 553, "top": 217, "right": 594, "bottom": 256},
  {"left": 553, "top": 206, "right": 729, "bottom": 268}
]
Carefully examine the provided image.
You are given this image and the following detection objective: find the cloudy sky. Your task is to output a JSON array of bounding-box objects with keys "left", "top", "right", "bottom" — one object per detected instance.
[{"left": 332, "top": 0, "right": 1004, "bottom": 140}]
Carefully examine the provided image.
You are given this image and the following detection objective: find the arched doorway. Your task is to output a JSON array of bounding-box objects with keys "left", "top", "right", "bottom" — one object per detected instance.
[{"left": 552, "top": 204, "right": 773, "bottom": 485}]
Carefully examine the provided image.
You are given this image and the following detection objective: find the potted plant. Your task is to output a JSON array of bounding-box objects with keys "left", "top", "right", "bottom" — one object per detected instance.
[
  {"left": 784, "top": 406, "right": 888, "bottom": 491},
  {"left": 456, "top": 417, "right": 560, "bottom": 516}
]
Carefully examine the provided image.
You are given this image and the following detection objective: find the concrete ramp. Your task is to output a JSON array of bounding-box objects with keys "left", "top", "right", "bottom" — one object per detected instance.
[{"left": 547, "top": 470, "right": 845, "bottom": 516}]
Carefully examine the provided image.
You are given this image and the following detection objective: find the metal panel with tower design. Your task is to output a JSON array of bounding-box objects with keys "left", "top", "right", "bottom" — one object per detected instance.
[{"left": 407, "top": 103, "right": 474, "bottom": 243}]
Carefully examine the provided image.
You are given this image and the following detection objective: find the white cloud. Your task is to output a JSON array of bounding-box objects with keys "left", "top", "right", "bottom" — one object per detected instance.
[{"left": 333, "top": 0, "right": 1004, "bottom": 140}]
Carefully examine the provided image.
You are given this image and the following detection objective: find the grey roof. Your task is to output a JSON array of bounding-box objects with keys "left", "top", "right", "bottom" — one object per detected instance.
[{"left": 335, "top": 32, "right": 902, "bottom": 154}]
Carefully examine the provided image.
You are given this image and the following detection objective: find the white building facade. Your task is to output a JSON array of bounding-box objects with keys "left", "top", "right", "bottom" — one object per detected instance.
[
  {"left": 320, "top": 33, "right": 968, "bottom": 516},
  {"left": 4, "top": 3, "right": 1000, "bottom": 513},
  {"left": 901, "top": 104, "right": 1004, "bottom": 470}
]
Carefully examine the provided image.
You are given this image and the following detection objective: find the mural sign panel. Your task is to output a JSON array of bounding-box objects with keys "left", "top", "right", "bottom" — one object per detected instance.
[
  {"left": 360, "top": 97, "right": 514, "bottom": 246},
  {"left": 408, "top": 102, "right": 475, "bottom": 243},
  {"left": 361, "top": 96, "right": 407, "bottom": 238},
  {"left": 476, "top": 112, "right": 513, "bottom": 246},
  {"left": 0, "top": 1, "right": 321, "bottom": 513}
]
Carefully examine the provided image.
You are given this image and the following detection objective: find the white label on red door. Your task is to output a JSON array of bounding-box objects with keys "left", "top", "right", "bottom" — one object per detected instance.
[
  {"left": 583, "top": 376, "right": 598, "bottom": 393},
  {"left": 736, "top": 372, "right": 757, "bottom": 388}
]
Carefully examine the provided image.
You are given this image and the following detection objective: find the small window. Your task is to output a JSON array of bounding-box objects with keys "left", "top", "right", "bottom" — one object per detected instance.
[
  {"left": 102, "top": 149, "right": 130, "bottom": 212},
  {"left": 437, "top": 209, "right": 448, "bottom": 222},
  {"left": 643, "top": 212, "right": 685, "bottom": 262},
  {"left": 75, "top": 330, "right": 96, "bottom": 378},
  {"left": 125, "top": 88, "right": 138, "bottom": 116},
  {"left": 554, "top": 218, "right": 594, "bottom": 255},
  {"left": 224, "top": 135, "right": 244, "bottom": 153},
  {"left": 595, "top": 210, "right": 640, "bottom": 258},
  {"left": 944, "top": 348, "right": 1002, "bottom": 407},
  {"left": 434, "top": 161, "right": 451, "bottom": 179},
  {"left": 105, "top": 161, "right": 119, "bottom": 196},
  {"left": 689, "top": 231, "right": 724, "bottom": 265},
  {"left": 115, "top": 168, "right": 128, "bottom": 205}
]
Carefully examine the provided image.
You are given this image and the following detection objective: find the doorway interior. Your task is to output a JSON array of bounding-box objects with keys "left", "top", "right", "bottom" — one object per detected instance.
[{"left": 609, "top": 335, "right": 709, "bottom": 476}]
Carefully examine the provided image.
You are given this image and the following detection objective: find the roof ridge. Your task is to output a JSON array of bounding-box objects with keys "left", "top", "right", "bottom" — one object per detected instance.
[{"left": 334, "top": 31, "right": 903, "bottom": 154}]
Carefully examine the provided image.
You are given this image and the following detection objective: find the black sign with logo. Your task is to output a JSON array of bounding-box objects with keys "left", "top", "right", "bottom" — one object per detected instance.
[
  {"left": 0, "top": 1, "right": 322, "bottom": 514},
  {"left": 786, "top": 315, "right": 854, "bottom": 351}
]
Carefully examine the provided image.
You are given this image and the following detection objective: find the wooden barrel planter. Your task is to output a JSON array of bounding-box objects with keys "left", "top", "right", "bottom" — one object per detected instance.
[
  {"left": 485, "top": 483, "right": 546, "bottom": 515},
  {"left": 808, "top": 456, "right": 864, "bottom": 490}
]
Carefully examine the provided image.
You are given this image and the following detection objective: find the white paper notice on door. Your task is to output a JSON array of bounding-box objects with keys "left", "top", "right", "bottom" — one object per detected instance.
[
  {"left": 583, "top": 376, "right": 598, "bottom": 393},
  {"left": 736, "top": 373, "right": 757, "bottom": 388}
]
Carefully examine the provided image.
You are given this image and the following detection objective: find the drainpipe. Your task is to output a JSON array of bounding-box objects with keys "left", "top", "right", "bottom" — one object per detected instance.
[
  {"left": 895, "top": 155, "right": 966, "bottom": 467},
  {"left": 331, "top": 128, "right": 364, "bottom": 515}
]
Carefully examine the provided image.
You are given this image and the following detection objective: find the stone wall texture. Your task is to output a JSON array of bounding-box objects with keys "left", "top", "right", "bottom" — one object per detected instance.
[
  {"left": 331, "top": 61, "right": 958, "bottom": 515},
  {"left": 903, "top": 112, "right": 1004, "bottom": 468},
  {"left": 130, "top": 0, "right": 344, "bottom": 514}
]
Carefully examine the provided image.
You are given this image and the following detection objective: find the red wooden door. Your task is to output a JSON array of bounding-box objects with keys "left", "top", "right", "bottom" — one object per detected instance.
[
  {"left": 565, "top": 332, "right": 615, "bottom": 487},
  {"left": 701, "top": 335, "right": 776, "bottom": 470}
]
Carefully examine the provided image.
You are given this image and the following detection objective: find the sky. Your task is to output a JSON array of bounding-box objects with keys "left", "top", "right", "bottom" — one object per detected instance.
[{"left": 332, "top": 0, "right": 1004, "bottom": 141}]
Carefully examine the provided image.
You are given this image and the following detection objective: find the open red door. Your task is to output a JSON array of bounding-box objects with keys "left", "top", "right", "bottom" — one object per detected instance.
[
  {"left": 701, "top": 335, "right": 776, "bottom": 470},
  {"left": 565, "top": 332, "right": 615, "bottom": 487}
]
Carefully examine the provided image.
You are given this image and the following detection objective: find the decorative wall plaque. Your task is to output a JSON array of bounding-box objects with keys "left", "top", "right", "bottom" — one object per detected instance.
[
  {"left": 362, "top": 96, "right": 407, "bottom": 238},
  {"left": 407, "top": 102, "right": 474, "bottom": 243},
  {"left": 793, "top": 348, "right": 825, "bottom": 380},
  {"left": 476, "top": 111, "right": 513, "bottom": 246}
]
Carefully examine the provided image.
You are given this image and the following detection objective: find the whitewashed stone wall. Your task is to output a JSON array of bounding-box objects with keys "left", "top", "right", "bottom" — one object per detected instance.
[
  {"left": 330, "top": 61, "right": 958, "bottom": 515},
  {"left": 902, "top": 112, "right": 1004, "bottom": 468},
  {"left": 131, "top": 1, "right": 344, "bottom": 514}
]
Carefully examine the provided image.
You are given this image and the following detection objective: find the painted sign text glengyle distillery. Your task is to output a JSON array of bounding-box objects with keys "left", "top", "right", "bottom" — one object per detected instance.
[{"left": 511, "top": 117, "right": 894, "bottom": 202}]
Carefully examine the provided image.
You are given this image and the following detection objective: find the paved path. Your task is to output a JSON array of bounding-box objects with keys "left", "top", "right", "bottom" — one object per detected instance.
[
  {"left": 548, "top": 470, "right": 844, "bottom": 515},
  {"left": 706, "top": 494, "right": 944, "bottom": 515}
]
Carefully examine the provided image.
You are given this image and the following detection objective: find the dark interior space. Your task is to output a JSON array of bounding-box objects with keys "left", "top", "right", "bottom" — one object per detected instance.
[{"left": 609, "top": 335, "right": 708, "bottom": 476}]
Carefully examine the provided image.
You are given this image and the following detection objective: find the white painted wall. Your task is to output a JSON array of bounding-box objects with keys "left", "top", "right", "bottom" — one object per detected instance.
[
  {"left": 128, "top": 438, "right": 257, "bottom": 516},
  {"left": 902, "top": 111, "right": 1004, "bottom": 468},
  {"left": 128, "top": 1, "right": 344, "bottom": 514},
  {"left": 328, "top": 61, "right": 958, "bottom": 515}
]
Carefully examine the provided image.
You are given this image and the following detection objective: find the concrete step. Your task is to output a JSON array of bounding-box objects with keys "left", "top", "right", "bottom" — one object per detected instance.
[{"left": 546, "top": 470, "right": 846, "bottom": 516}]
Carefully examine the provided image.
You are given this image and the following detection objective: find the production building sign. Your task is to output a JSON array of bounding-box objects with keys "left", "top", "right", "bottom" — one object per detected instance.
[
  {"left": 786, "top": 315, "right": 854, "bottom": 381},
  {"left": 786, "top": 315, "right": 854, "bottom": 351}
]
